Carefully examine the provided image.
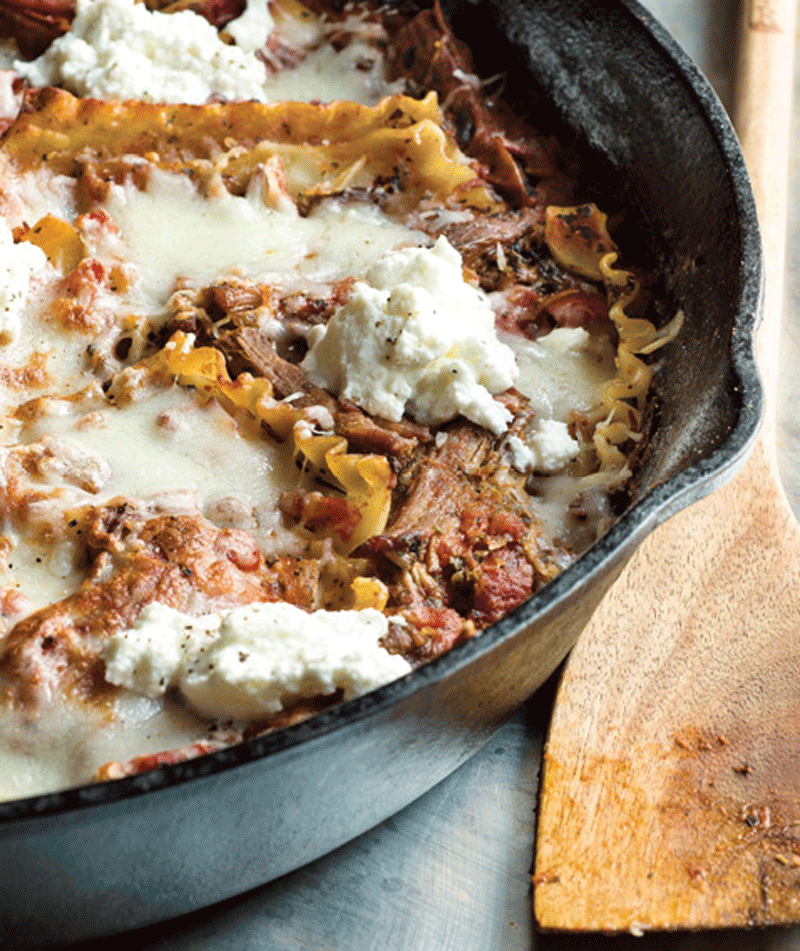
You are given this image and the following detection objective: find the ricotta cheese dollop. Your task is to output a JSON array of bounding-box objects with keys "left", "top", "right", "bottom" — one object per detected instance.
[
  {"left": 104, "top": 601, "right": 412, "bottom": 720},
  {"left": 302, "top": 237, "right": 518, "bottom": 435},
  {"left": 14, "top": 0, "right": 271, "bottom": 104}
]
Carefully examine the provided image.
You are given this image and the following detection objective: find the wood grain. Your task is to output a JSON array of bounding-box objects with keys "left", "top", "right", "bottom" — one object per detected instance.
[{"left": 533, "top": 0, "right": 800, "bottom": 932}]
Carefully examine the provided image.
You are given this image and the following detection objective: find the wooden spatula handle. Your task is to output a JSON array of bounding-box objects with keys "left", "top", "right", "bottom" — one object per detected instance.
[
  {"left": 734, "top": 0, "right": 796, "bottom": 402},
  {"left": 533, "top": 0, "right": 800, "bottom": 932}
]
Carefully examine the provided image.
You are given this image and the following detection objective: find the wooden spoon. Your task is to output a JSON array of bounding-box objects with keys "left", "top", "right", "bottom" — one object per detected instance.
[{"left": 533, "top": 0, "right": 800, "bottom": 932}]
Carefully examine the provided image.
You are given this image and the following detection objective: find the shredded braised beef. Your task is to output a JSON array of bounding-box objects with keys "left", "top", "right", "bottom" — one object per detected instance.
[
  {"left": 218, "top": 326, "right": 431, "bottom": 459},
  {"left": 360, "top": 420, "right": 572, "bottom": 657},
  {"left": 386, "top": 1, "right": 574, "bottom": 208}
]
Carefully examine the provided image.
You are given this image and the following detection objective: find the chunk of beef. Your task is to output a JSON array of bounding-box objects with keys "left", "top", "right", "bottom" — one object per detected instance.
[
  {"left": 0, "top": 0, "right": 74, "bottom": 58},
  {"left": 361, "top": 421, "right": 573, "bottom": 658},
  {"left": 217, "top": 327, "right": 429, "bottom": 458}
]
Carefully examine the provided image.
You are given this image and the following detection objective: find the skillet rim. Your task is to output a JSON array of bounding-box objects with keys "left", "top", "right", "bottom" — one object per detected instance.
[{"left": 0, "top": 0, "right": 764, "bottom": 824}]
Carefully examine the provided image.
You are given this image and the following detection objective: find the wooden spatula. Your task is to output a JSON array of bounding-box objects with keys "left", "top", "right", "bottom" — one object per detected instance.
[{"left": 533, "top": 0, "right": 800, "bottom": 932}]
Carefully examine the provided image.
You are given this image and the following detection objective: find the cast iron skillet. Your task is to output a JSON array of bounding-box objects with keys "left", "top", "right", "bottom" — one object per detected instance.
[{"left": 0, "top": 0, "right": 762, "bottom": 944}]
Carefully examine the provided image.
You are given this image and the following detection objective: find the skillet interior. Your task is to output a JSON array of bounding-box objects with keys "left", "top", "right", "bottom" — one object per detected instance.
[{"left": 0, "top": 0, "right": 762, "bottom": 943}]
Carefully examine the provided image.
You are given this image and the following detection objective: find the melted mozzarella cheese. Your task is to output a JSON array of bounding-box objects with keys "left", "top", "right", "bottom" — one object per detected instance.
[
  {"left": 224, "top": 0, "right": 275, "bottom": 55},
  {"left": 0, "top": 692, "right": 210, "bottom": 799},
  {"left": 499, "top": 327, "right": 618, "bottom": 541},
  {"left": 0, "top": 218, "right": 50, "bottom": 342},
  {"left": 27, "top": 388, "right": 294, "bottom": 511},
  {"left": 262, "top": 40, "right": 405, "bottom": 105},
  {"left": 0, "top": 279, "right": 92, "bottom": 421},
  {"left": 500, "top": 326, "right": 615, "bottom": 421},
  {"left": 0, "top": 166, "right": 95, "bottom": 417},
  {"left": 4, "top": 386, "right": 303, "bottom": 607},
  {"left": 0, "top": 163, "right": 77, "bottom": 229},
  {"left": 103, "top": 171, "right": 426, "bottom": 312}
]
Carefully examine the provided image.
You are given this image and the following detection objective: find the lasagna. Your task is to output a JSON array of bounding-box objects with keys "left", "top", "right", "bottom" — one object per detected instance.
[{"left": 0, "top": 0, "right": 679, "bottom": 798}]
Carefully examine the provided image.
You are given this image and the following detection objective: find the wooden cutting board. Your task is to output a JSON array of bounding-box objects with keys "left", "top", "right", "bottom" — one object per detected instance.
[{"left": 533, "top": 0, "right": 800, "bottom": 932}]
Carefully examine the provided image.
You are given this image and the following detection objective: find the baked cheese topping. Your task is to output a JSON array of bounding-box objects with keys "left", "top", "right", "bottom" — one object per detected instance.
[
  {"left": 501, "top": 327, "right": 616, "bottom": 474},
  {"left": 0, "top": 217, "right": 50, "bottom": 342},
  {"left": 223, "top": 0, "right": 275, "bottom": 55},
  {"left": 0, "top": 0, "right": 673, "bottom": 799},
  {"left": 502, "top": 327, "right": 616, "bottom": 422},
  {"left": 261, "top": 36, "right": 405, "bottom": 105},
  {"left": 102, "top": 170, "right": 427, "bottom": 309}
]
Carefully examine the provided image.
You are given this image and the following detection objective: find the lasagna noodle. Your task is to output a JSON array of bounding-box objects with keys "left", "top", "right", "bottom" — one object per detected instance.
[
  {"left": 544, "top": 205, "right": 672, "bottom": 475},
  {"left": 2, "top": 88, "right": 498, "bottom": 208}
]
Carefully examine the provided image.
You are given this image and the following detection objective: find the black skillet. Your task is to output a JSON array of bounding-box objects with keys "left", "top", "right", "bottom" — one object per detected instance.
[{"left": 0, "top": 0, "right": 762, "bottom": 944}]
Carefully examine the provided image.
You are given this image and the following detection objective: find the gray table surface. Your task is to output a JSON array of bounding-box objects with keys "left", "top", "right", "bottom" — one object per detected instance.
[{"left": 66, "top": 2, "right": 800, "bottom": 947}]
